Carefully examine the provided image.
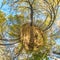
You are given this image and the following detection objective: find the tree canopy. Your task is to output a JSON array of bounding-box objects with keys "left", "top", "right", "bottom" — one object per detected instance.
[{"left": 0, "top": 0, "right": 60, "bottom": 60}]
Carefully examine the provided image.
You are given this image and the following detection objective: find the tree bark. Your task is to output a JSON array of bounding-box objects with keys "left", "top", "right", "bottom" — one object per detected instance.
[{"left": 29, "top": 4, "right": 34, "bottom": 51}]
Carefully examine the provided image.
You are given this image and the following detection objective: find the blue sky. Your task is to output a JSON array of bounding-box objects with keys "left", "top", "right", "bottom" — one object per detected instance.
[
  {"left": 56, "top": 39, "right": 60, "bottom": 45},
  {"left": 0, "top": 0, "right": 16, "bottom": 16},
  {"left": 0, "top": 0, "right": 9, "bottom": 15}
]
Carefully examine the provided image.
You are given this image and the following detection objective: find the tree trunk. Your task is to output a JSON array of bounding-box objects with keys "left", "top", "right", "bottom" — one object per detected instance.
[{"left": 29, "top": 5, "right": 34, "bottom": 51}]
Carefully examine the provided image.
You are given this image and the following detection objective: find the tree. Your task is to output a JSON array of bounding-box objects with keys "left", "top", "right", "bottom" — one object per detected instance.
[
  {"left": 0, "top": 0, "right": 60, "bottom": 60},
  {"left": 7, "top": 0, "right": 60, "bottom": 30},
  {"left": 0, "top": 10, "right": 6, "bottom": 39}
]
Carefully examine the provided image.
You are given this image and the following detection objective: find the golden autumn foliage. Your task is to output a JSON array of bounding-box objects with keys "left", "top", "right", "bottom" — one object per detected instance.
[
  {"left": 13, "top": 23, "right": 49, "bottom": 55},
  {"left": 0, "top": 10, "right": 6, "bottom": 24},
  {"left": 21, "top": 23, "right": 44, "bottom": 51},
  {"left": 0, "top": 0, "right": 60, "bottom": 60}
]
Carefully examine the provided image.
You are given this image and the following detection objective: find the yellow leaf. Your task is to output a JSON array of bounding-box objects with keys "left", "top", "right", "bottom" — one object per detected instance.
[{"left": 45, "top": 17, "right": 50, "bottom": 25}]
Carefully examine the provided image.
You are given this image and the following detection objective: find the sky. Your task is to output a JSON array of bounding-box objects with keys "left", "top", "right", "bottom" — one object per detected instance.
[
  {"left": 0, "top": 0, "right": 10, "bottom": 15},
  {"left": 0, "top": 0, "right": 16, "bottom": 16}
]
